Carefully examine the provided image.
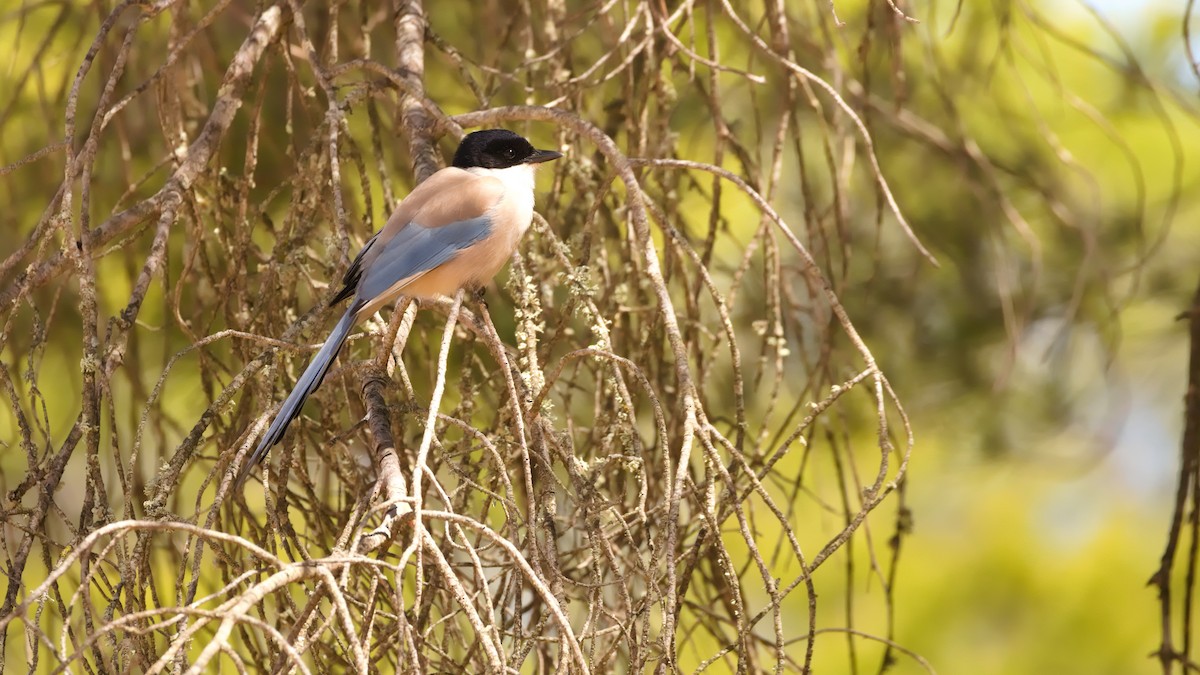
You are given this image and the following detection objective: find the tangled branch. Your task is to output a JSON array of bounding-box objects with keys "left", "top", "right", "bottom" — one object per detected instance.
[{"left": 3, "top": 0, "right": 1180, "bottom": 671}]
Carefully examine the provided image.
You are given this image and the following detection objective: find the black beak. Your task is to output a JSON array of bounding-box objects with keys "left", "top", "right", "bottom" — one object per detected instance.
[{"left": 524, "top": 148, "right": 563, "bottom": 164}]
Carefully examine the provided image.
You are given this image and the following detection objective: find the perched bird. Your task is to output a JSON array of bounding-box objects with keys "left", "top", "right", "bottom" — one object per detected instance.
[{"left": 239, "top": 129, "right": 561, "bottom": 486}]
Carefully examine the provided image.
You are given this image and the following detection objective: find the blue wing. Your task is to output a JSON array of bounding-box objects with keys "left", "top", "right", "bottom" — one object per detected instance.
[{"left": 355, "top": 217, "right": 493, "bottom": 301}]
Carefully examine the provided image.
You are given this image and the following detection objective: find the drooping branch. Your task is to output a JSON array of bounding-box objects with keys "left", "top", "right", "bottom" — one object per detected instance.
[{"left": 1152, "top": 276, "right": 1200, "bottom": 674}]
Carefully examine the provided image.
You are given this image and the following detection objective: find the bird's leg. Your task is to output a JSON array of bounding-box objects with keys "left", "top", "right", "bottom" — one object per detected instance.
[{"left": 469, "top": 284, "right": 488, "bottom": 310}]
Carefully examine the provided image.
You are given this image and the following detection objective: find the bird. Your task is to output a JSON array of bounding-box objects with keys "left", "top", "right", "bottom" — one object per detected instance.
[{"left": 238, "top": 128, "right": 562, "bottom": 486}]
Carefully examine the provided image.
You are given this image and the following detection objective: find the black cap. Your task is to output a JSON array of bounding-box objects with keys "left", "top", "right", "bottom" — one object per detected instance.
[{"left": 452, "top": 129, "right": 563, "bottom": 169}]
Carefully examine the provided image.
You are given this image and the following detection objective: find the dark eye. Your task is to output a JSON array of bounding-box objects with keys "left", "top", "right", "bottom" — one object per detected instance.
[{"left": 503, "top": 147, "right": 517, "bottom": 158}]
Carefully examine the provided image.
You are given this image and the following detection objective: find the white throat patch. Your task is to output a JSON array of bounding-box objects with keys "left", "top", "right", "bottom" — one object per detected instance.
[
  {"left": 468, "top": 163, "right": 537, "bottom": 192},
  {"left": 469, "top": 164, "right": 537, "bottom": 232}
]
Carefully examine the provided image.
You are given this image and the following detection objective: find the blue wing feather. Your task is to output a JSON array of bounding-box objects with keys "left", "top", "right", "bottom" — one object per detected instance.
[
  {"left": 240, "top": 209, "right": 496, "bottom": 487},
  {"left": 356, "top": 217, "right": 492, "bottom": 300},
  {"left": 330, "top": 232, "right": 380, "bottom": 306}
]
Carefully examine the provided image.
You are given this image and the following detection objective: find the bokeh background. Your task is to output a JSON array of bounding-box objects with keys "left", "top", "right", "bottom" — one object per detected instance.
[{"left": 872, "top": 1, "right": 1197, "bottom": 671}]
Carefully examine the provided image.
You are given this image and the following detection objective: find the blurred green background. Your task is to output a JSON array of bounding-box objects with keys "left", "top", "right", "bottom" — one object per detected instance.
[
  {"left": 859, "top": 1, "right": 1198, "bottom": 672},
  {"left": 864, "top": 1, "right": 1196, "bottom": 672}
]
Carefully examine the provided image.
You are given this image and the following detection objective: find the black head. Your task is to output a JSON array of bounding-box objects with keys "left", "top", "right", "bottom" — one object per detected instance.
[{"left": 452, "top": 129, "right": 563, "bottom": 170}]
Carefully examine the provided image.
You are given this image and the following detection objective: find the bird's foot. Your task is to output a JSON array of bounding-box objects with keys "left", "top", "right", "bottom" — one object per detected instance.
[{"left": 470, "top": 285, "right": 488, "bottom": 310}]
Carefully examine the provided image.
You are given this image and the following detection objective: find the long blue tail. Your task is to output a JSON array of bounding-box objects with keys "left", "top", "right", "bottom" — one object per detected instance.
[{"left": 237, "top": 307, "right": 357, "bottom": 486}]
